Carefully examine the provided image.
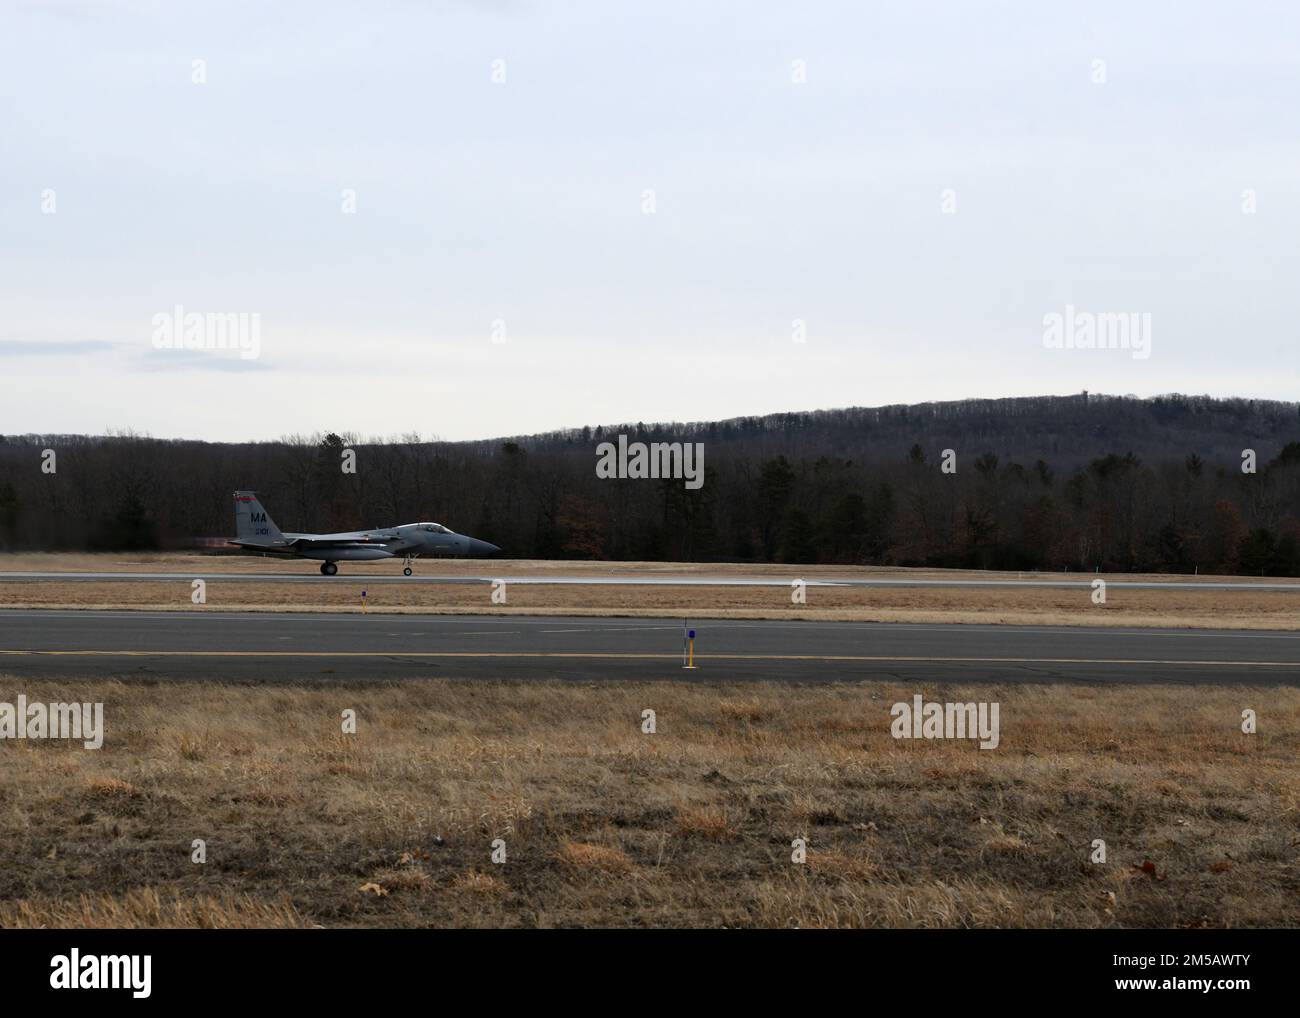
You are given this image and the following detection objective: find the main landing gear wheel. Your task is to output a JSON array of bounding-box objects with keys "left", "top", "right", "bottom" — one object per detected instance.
[{"left": 321, "top": 562, "right": 338, "bottom": 576}]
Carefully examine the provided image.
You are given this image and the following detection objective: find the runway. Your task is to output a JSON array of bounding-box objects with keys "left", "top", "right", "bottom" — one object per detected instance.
[
  {"left": 1, "top": 610, "right": 1298, "bottom": 683},
  {"left": 2, "top": 571, "right": 1299, "bottom": 591}
]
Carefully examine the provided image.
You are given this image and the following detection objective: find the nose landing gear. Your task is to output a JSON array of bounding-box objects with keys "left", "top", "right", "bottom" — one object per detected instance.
[
  {"left": 320, "top": 562, "right": 338, "bottom": 576},
  {"left": 402, "top": 554, "right": 414, "bottom": 577}
]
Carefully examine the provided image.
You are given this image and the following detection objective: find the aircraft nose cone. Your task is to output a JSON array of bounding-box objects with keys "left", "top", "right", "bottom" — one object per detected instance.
[{"left": 467, "top": 538, "right": 501, "bottom": 556}]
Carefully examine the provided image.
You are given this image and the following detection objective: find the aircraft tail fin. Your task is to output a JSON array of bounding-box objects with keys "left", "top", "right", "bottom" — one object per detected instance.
[{"left": 233, "top": 491, "right": 284, "bottom": 544}]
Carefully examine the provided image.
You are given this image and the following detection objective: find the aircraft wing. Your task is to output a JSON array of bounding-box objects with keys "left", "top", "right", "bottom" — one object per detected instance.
[
  {"left": 229, "top": 536, "right": 395, "bottom": 551},
  {"left": 286, "top": 539, "right": 396, "bottom": 551}
]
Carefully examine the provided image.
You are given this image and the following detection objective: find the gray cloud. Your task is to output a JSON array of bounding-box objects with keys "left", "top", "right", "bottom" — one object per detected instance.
[
  {"left": 134, "top": 348, "right": 271, "bottom": 373},
  {"left": 0, "top": 339, "right": 119, "bottom": 357}
]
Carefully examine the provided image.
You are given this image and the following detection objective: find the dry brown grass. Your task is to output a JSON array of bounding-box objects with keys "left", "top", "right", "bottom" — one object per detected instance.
[
  {"left": 0, "top": 675, "right": 1297, "bottom": 928},
  {"left": 675, "top": 806, "right": 739, "bottom": 842},
  {"left": 452, "top": 869, "right": 508, "bottom": 896},
  {"left": 3, "top": 553, "right": 1299, "bottom": 629},
  {"left": 85, "top": 775, "right": 143, "bottom": 799},
  {"left": 557, "top": 842, "right": 634, "bottom": 874},
  {"left": 367, "top": 867, "right": 433, "bottom": 893},
  {"left": 0, "top": 888, "right": 308, "bottom": 929},
  {"left": 807, "top": 851, "right": 878, "bottom": 880}
]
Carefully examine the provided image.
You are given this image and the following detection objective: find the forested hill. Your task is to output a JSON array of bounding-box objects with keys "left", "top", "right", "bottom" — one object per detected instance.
[
  {"left": 487, "top": 393, "right": 1300, "bottom": 469},
  {"left": 2, "top": 393, "right": 1299, "bottom": 575}
]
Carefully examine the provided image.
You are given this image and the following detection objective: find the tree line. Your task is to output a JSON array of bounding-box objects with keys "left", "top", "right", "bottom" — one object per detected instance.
[{"left": 1, "top": 393, "right": 1298, "bottom": 575}]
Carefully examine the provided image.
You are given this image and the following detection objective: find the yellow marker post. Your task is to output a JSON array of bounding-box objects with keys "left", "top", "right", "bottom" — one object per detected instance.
[
  {"left": 683, "top": 625, "right": 697, "bottom": 670},
  {"left": 361, "top": 589, "right": 367, "bottom": 614}
]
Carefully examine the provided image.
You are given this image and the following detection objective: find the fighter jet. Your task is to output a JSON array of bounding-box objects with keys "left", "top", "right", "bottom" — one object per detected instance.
[{"left": 230, "top": 491, "right": 500, "bottom": 575}]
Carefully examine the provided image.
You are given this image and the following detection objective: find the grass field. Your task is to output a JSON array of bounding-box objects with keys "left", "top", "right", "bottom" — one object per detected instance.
[
  {"left": 3, "top": 553, "right": 1299, "bottom": 629},
  {"left": 1, "top": 677, "right": 1295, "bottom": 928}
]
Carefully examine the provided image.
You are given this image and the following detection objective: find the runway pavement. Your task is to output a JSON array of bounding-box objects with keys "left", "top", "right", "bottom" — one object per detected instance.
[
  {"left": 2, "top": 571, "right": 1300, "bottom": 590},
  {"left": 1, "top": 610, "right": 1298, "bottom": 683}
]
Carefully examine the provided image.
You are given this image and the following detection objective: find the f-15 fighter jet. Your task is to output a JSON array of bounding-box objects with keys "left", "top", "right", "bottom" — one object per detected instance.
[{"left": 230, "top": 491, "right": 500, "bottom": 575}]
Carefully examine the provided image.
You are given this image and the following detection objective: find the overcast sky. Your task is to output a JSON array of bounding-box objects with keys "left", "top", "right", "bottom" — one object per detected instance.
[{"left": 2, "top": 0, "right": 1297, "bottom": 441}]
